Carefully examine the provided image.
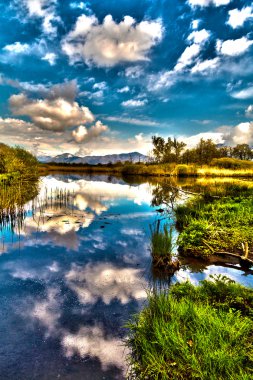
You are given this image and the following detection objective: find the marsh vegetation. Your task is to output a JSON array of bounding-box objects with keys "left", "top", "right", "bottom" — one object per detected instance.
[{"left": 126, "top": 276, "right": 253, "bottom": 380}]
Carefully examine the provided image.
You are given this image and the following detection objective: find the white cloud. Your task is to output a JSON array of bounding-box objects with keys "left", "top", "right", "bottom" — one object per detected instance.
[
  {"left": 121, "top": 99, "right": 147, "bottom": 107},
  {"left": 3, "top": 41, "right": 30, "bottom": 54},
  {"left": 93, "top": 81, "right": 107, "bottom": 90},
  {"left": 223, "top": 122, "right": 253, "bottom": 145},
  {"left": 191, "top": 57, "right": 220, "bottom": 73},
  {"left": 10, "top": 93, "right": 94, "bottom": 131},
  {"left": 174, "top": 44, "right": 201, "bottom": 71},
  {"left": 104, "top": 116, "right": 158, "bottom": 126},
  {"left": 62, "top": 325, "right": 126, "bottom": 371},
  {"left": 31, "top": 287, "right": 61, "bottom": 337},
  {"left": 0, "top": 117, "right": 34, "bottom": 131},
  {"left": 246, "top": 105, "right": 253, "bottom": 116},
  {"left": 117, "top": 86, "right": 130, "bottom": 93},
  {"left": 124, "top": 65, "right": 144, "bottom": 78},
  {"left": 149, "top": 28, "right": 211, "bottom": 90},
  {"left": 20, "top": 0, "right": 61, "bottom": 36},
  {"left": 231, "top": 86, "right": 253, "bottom": 99},
  {"left": 175, "top": 29, "right": 210, "bottom": 72},
  {"left": 65, "top": 262, "right": 146, "bottom": 305},
  {"left": 216, "top": 37, "right": 253, "bottom": 56},
  {"left": 191, "top": 19, "right": 201, "bottom": 29},
  {"left": 189, "top": 0, "right": 231, "bottom": 7},
  {"left": 62, "top": 14, "right": 163, "bottom": 67},
  {"left": 227, "top": 6, "right": 253, "bottom": 29},
  {"left": 181, "top": 132, "right": 224, "bottom": 148},
  {"left": 42, "top": 52, "right": 57, "bottom": 65},
  {"left": 187, "top": 29, "right": 210, "bottom": 44},
  {"left": 72, "top": 121, "right": 108, "bottom": 143}
]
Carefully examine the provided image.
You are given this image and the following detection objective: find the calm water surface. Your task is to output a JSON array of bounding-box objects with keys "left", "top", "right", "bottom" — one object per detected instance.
[{"left": 0, "top": 174, "right": 252, "bottom": 379}]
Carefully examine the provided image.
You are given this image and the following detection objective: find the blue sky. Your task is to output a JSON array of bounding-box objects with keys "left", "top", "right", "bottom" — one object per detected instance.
[{"left": 0, "top": 0, "right": 252, "bottom": 156}]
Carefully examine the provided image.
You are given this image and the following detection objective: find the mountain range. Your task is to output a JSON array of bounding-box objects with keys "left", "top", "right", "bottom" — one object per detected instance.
[{"left": 39, "top": 152, "right": 148, "bottom": 165}]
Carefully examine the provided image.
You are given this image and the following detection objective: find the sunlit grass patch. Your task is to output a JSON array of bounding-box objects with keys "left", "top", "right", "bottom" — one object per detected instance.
[{"left": 126, "top": 277, "right": 253, "bottom": 380}]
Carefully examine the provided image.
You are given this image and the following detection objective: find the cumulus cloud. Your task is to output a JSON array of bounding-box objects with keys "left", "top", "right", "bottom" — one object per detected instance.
[
  {"left": 227, "top": 6, "right": 253, "bottom": 29},
  {"left": 72, "top": 121, "right": 108, "bottom": 143},
  {"left": 216, "top": 37, "right": 253, "bottom": 56},
  {"left": 121, "top": 99, "right": 147, "bottom": 107},
  {"left": 188, "top": 0, "right": 231, "bottom": 7},
  {"left": 223, "top": 122, "right": 253, "bottom": 145},
  {"left": 9, "top": 92, "right": 94, "bottom": 131},
  {"left": 62, "top": 14, "right": 163, "bottom": 67}
]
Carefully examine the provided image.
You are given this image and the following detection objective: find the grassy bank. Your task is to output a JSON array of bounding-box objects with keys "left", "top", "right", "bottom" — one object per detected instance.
[
  {"left": 40, "top": 159, "right": 253, "bottom": 178},
  {"left": 175, "top": 190, "right": 253, "bottom": 258},
  {"left": 126, "top": 277, "right": 253, "bottom": 380}
]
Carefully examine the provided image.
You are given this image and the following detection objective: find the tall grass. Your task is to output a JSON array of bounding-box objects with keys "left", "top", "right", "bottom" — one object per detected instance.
[
  {"left": 126, "top": 277, "right": 253, "bottom": 380},
  {"left": 150, "top": 220, "right": 173, "bottom": 261}
]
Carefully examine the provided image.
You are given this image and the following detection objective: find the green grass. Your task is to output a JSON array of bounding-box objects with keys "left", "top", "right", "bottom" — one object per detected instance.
[
  {"left": 126, "top": 277, "right": 253, "bottom": 380},
  {"left": 175, "top": 194, "right": 253, "bottom": 257},
  {"left": 150, "top": 220, "right": 174, "bottom": 260}
]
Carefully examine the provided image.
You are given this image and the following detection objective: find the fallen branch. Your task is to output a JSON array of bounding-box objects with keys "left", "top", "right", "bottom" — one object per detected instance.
[{"left": 213, "top": 251, "right": 253, "bottom": 266}]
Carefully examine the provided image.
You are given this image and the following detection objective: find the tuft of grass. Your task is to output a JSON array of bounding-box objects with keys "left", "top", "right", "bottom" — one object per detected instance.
[
  {"left": 126, "top": 277, "right": 253, "bottom": 380},
  {"left": 150, "top": 220, "right": 174, "bottom": 261}
]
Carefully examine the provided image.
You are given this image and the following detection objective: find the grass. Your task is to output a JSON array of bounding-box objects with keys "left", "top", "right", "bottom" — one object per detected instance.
[
  {"left": 126, "top": 276, "right": 253, "bottom": 380},
  {"left": 40, "top": 160, "right": 253, "bottom": 178},
  {"left": 174, "top": 180, "right": 253, "bottom": 258},
  {"left": 150, "top": 220, "right": 174, "bottom": 266},
  {"left": 175, "top": 194, "right": 253, "bottom": 258}
]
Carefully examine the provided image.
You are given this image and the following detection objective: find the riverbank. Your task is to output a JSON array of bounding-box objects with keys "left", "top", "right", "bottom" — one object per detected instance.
[
  {"left": 175, "top": 188, "right": 253, "bottom": 262},
  {"left": 126, "top": 277, "right": 253, "bottom": 380},
  {"left": 39, "top": 159, "right": 253, "bottom": 178}
]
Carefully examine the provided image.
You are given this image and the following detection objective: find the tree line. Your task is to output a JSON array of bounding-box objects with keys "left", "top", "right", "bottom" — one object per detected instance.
[
  {"left": 151, "top": 137, "right": 253, "bottom": 165},
  {"left": 0, "top": 143, "right": 38, "bottom": 179}
]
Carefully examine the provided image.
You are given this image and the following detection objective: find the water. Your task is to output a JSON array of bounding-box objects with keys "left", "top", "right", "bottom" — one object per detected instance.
[{"left": 0, "top": 174, "right": 252, "bottom": 379}]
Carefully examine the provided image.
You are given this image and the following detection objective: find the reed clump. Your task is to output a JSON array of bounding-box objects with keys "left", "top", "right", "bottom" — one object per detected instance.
[{"left": 150, "top": 221, "right": 179, "bottom": 273}]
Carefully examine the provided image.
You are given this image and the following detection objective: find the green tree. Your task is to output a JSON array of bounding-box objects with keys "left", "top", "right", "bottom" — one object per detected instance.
[
  {"left": 232, "top": 144, "right": 253, "bottom": 160},
  {"left": 195, "top": 138, "right": 219, "bottom": 165}
]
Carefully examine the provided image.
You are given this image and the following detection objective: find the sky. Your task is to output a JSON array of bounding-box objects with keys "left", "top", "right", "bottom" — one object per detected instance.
[{"left": 0, "top": 0, "right": 252, "bottom": 157}]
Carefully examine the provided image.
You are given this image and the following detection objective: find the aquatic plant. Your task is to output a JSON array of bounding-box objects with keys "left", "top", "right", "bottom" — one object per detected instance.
[{"left": 150, "top": 220, "right": 173, "bottom": 260}]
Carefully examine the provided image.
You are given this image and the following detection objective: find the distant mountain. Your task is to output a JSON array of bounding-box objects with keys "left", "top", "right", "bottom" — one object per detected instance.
[{"left": 39, "top": 152, "right": 148, "bottom": 165}]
